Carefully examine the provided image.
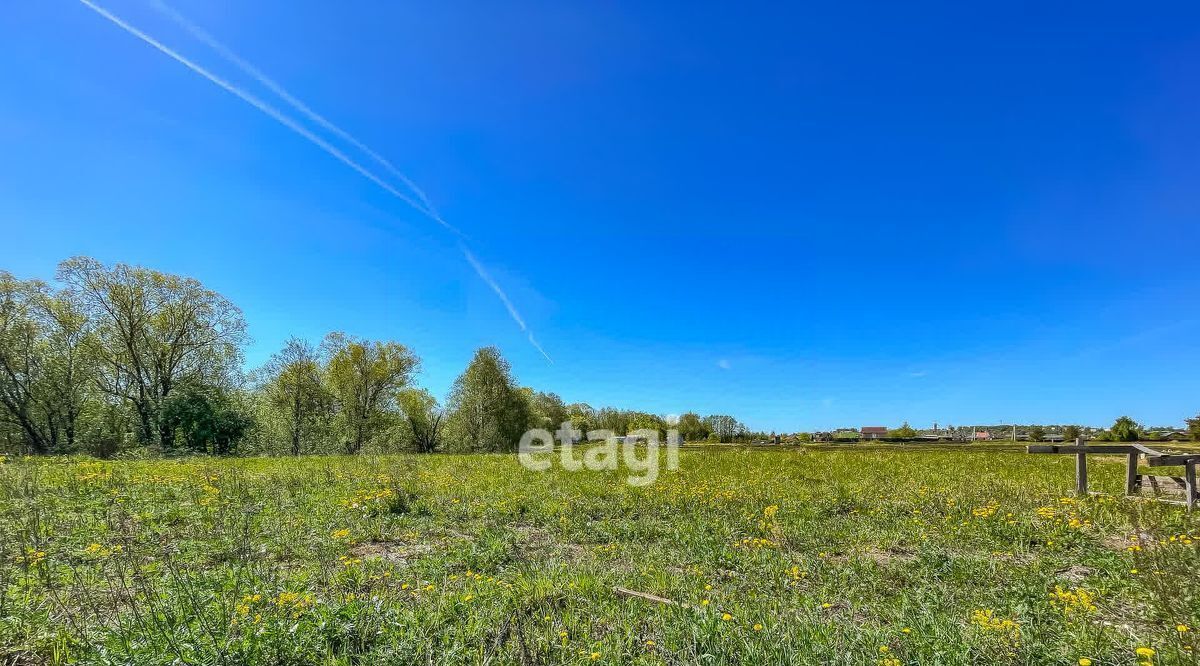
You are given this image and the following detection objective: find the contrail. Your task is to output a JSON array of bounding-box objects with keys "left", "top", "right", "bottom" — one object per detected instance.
[
  {"left": 147, "top": 0, "right": 443, "bottom": 222},
  {"left": 462, "top": 247, "right": 553, "bottom": 363},
  {"left": 76, "top": 0, "right": 551, "bottom": 362},
  {"left": 75, "top": 0, "right": 442, "bottom": 228}
]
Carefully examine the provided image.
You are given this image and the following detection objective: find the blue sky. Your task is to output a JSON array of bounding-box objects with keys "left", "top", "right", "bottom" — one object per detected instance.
[{"left": 2, "top": 1, "right": 1198, "bottom": 432}]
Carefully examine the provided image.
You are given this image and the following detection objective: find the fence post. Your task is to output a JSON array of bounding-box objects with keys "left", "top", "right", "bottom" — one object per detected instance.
[
  {"left": 1075, "top": 437, "right": 1088, "bottom": 496},
  {"left": 1125, "top": 452, "right": 1139, "bottom": 496},
  {"left": 1185, "top": 461, "right": 1196, "bottom": 513}
]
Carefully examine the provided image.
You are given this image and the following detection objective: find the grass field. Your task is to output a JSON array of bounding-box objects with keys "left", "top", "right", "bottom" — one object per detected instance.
[{"left": 2, "top": 445, "right": 1198, "bottom": 665}]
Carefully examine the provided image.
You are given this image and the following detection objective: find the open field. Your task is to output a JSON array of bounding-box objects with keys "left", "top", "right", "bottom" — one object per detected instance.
[{"left": 2, "top": 446, "right": 1198, "bottom": 665}]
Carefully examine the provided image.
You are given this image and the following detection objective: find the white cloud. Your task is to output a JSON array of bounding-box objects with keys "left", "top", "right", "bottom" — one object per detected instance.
[{"left": 716, "top": 359, "right": 732, "bottom": 370}]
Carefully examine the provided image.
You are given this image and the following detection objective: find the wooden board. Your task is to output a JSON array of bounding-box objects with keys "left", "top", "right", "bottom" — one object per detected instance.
[
  {"left": 1133, "top": 475, "right": 1190, "bottom": 498},
  {"left": 1145, "top": 454, "right": 1200, "bottom": 467}
]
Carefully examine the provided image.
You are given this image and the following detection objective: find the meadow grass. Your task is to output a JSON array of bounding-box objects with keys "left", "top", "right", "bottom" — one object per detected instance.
[{"left": 1, "top": 445, "right": 1198, "bottom": 665}]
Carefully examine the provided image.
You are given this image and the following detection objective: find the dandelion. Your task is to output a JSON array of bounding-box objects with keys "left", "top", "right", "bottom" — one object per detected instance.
[
  {"left": 645, "top": 640, "right": 655, "bottom": 647},
  {"left": 901, "top": 627, "right": 912, "bottom": 634},
  {"left": 753, "top": 623, "right": 763, "bottom": 631},
  {"left": 1135, "top": 646, "right": 1155, "bottom": 659},
  {"left": 722, "top": 613, "right": 733, "bottom": 621},
  {"left": 1048, "top": 586, "right": 1097, "bottom": 619},
  {"left": 589, "top": 652, "right": 600, "bottom": 660},
  {"left": 21, "top": 548, "right": 47, "bottom": 566},
  {"left": 1078, "top": 660, "right": 1092, "bottom": 666},
  {"left": 970, "top": 609, "right": 1021, "bottom": 645},
  {"left": 1178, "top": 625, "right": 1191, "bottom": 633},
  {"left": 701, "top": 599, "right": 710, "bottom": 606}
]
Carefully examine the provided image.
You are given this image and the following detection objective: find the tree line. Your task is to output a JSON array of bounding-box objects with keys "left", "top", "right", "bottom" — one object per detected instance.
[{"left": 0, "top": 258, "right": 755, "bottom": 457}]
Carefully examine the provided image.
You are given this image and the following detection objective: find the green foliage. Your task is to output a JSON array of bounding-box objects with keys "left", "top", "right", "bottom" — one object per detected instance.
[
  {"left": 58, "top": 257, "right": 247, "bottom": 449},
  {"left": 1187, "top": 414, "right": 1200, "bottom": 442},
  {"left": 676, "top": 412, "right": 709, "bottom": 442},
  {"left": 160, "top": 380, "right": 251, "bottom": 455},
  {"left": 703, "top": 415, "right": 745, "bottom": 442},
  {"left": 0, "top": 272, "right": 97, "bottom": 454},
  {"left": 528, "top": 391, "right": 567, "bottom": 432},
  {"left": 323, "top": 333, "right": 419, "bottom": 454},
  {"left": 1062, "top": 425, "right": 1081, "bottom": 442},
  {"left": 1109, "top": 416, "right": 1142, "bottom": 442},
  {"left": 564, "top": 402, "right": 595, "bottom": 439},
  {"left": 1027, "top": 426, "right": 1046, "bottom": 442},
  {"left": 396, "top": 388, "right": 444, "bottom": 453},
  {"left": 444, "top": 347, "right": 531, "bottom": 452},
  {"left": 259, "top": 338, "right": 332, "bottom": 456},
  {"left": 888, "top": 422, "right": 918, "bottom": 439},
  {"left": 627, "top": 412, "right": 666, "bottom": 440},
  {"left": 4, "top": 259, "right": 764, "bottom": 459}
]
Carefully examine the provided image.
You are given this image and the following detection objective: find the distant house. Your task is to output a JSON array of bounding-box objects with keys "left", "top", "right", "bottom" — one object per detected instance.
[
  {"left": 861, "top": 426, "right": 888, "bottom": 440},
  {"left": 974, "top": 431, "right": 992, "bottom": 441},
  {"left": 1044, "top": 433, "right": 1065, "bottom": 442}
]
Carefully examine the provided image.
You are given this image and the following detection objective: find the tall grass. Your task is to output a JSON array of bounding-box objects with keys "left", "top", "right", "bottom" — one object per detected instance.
[{"left": 1, "top": 446, "right": 1196, "bottom": 664}]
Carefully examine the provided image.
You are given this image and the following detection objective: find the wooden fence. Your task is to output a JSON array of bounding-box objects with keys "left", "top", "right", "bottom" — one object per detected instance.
[{"left": 1028, "top": 439, "right": 1198, "bottom": 511}]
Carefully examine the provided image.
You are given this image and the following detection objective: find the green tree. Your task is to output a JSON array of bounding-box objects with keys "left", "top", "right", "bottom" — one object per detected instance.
[
  {"left": 0, "top": 273, "right": 96, "bottom": 454},
  {"left": 397, "top": 388, "right": 444, "bottom": 453},
  {"left": 676, "top": 412, "right": 709, "bottom": 442},
  {"left": 444, "top": 347, "right": 531, "bottom": 452},
  {"left": 160, "top": 380, "right": 251, "bottom": 455},
  {"left": 594, "top": 407, "right": 631, "bottom": 436},
  {"left": 259, "top": 337, "right": 331, "bottom": 456},
  {"left": 1027, "top": 426, "right": 1046, "bottom": 442},
  {"left": 627, "top": 412, "right": 666, "bottom": 440},
  {"left": 59, "top": 257, "right": 247, "bottom": 450},
  {"left": 0, "top": 273, "right": 55, "bottom": 453},
  {"left": 1185, "top": 414, "right": 1200, "bottom": 442},
  {"left": 1110, "top": 416, "right": 1141, "bottom": 442},
  {"left": 529, "top": 391, "right": 567, "bottom": 431},
  {"left": 704, "top": 415, "right": 745, "bottom": 442},
  {"left": 564, "top": 402, "right": 595, "bottom": 440},
  {"left": 1062, "top": 425, "right": 1081, "bottom": 442},
  {"left": 889, "top": 422, "right": 918, "bottom": 439},
  {"left": 323, "top": 333, "right": 419, "bottom": 454}
]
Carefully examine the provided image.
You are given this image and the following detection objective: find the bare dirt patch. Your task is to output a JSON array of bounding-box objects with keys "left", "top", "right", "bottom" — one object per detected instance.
[
  {"left": 512, "top": 525, "right": 589, "bottom": 560},
  {"left": 349, "top": 541, "right": 433, "bottom": 566}
]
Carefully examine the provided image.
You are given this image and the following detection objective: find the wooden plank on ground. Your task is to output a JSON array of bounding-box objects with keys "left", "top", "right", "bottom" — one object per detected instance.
[{"left": 1135, "top": 475, "right": 1189, "bottom": 498}]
